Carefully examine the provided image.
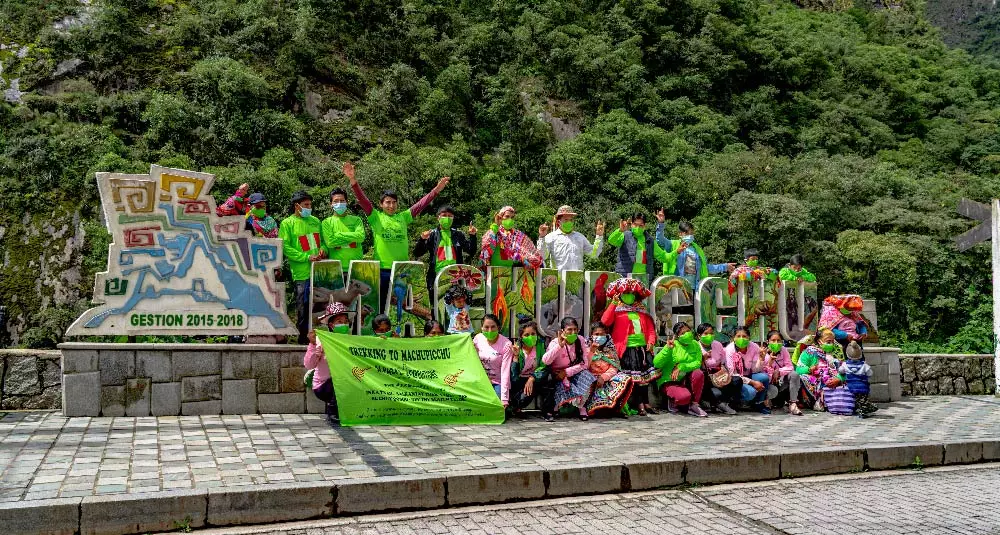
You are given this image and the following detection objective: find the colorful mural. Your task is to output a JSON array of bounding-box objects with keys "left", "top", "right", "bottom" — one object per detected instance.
[
  {"left": 346, "top": 260, "right": 382, "bottom": 335},
  {"left": 585, "top": 271, "right": 620, "bottom": 337},
  {"left": 386, "top": 261, "right": 431, "bottom": 337},
  {"left": 66, "top": 166, "right": 294, "bottom": 336},
  {"left": 433, "top": 264, "right": 487, "bottom": 333},
  {"left": 310, "top": 260, "right": 372, "bottom": 332},
  {"left": 698, "top": 276, "right": 738, "bottom": 344},
  {"left": 651, "top": 275, "right": 695, "bottom": 344}
]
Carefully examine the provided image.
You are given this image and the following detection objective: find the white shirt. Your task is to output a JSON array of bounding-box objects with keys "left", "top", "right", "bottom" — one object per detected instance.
[{"left": 537, "top": 230, "right": 604, "bottom": 271}]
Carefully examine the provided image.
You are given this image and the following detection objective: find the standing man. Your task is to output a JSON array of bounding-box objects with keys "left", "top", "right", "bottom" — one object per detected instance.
[
  {"left": 655, "top": 209, "right": 735, "bottom": 290},
  {"left": 414, "top": 205, "right": 478, "bottom": 290},
  {"left": 606, "top": 213, "right": 671, "bottom": 278},
  {"left": 321, "top": 187, "right": 366, "bottom": 266},
  {"left": 536, "top": 205, "right": 605, "bottom": 271},
  {"left": 280, "top": 190, "right": 326, "bottom": 344},
  {"left": 344, "top": 162, "right": 449, "bottom": 305}
]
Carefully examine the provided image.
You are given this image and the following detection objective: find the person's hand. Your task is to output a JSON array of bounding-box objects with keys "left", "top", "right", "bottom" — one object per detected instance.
[
  {"left": 676, "top": 240, "right": 689, "bottom": 252},
  {"left": 596, "top": 377, "right": 606, "bottom": 387},
  {"left": 309, "top": 254, "right": 320, "bottom": 262},
  {"left": 647, "top": 340, "right": 655, "bottom": 352},
  {"left": 237, "top": 183, "right": 249, "bottom": 196},
  {"left": 726, "top": 262, "right": 737, "bottom": 273},
  {"left": 555, "top": 370, "right": 567, "bottom": 381},
  {"left": 539, "top": 222, "right": 550, "bottom": 238},
  {"left": 809, "top": 365, "right": 818, "bottom": 374},
  {"left": 319, "top": 250, "right": 327, "bottom": 259},
  {"left": 467, "top": 225, "right": 477, "bottom": 236},
  {"left": 435, "top": 176, "right": 450, "bottom": 192},
  {"left": 493, "top": 212, "right": 503, "bottom": 227},
  {"left": 590, "top": 339, "right": 600, "bottom": 353},
  {"left": 619, "top": 219, "right": 629, "bottom": 232},
  {"left": 421, "top": 230, "right": 432, "bottom": 240},
  {"left": 343, "top": 161, "right": 357, "bottom": 184},
  {"left": 307, "top": 330, "right": 317, "bottom": 345},
  {"left": 665, "top": 338, "right": 675, "bottom": 349},
  {"left": 595, "top": 220, "right": 605, "bottom": 236},
  {"left": 670, "top": 367, "right": 680, "bottom": 381},
  {"left": 752, "top": 380, "right": 765, "bottom": 392},
  {"left": 656, "top": 208, "right": 666, "bottom": 223},
  {"left": 524, "top": 377, "right": 534, "bottom": 396},
  {"left": 557, "top": 332, "right": 567, "bottom": 347}
]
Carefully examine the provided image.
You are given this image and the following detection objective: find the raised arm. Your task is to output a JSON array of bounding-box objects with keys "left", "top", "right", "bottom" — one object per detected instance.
[
  {"left": 410, "top": 176, "right": 450, "bottom": 216},
  {"left": 344, "top": 162, "right": 373, "bottom": 215}
]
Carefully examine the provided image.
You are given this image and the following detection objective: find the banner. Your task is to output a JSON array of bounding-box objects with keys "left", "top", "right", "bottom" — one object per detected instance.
[{"left": 315, "top": 331, "right": 505, "bottom": 426}]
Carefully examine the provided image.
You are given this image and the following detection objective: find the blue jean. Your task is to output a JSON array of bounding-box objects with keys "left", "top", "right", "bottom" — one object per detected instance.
[{"left": 740, "top": 372, "right": 770, "bottom": 405}]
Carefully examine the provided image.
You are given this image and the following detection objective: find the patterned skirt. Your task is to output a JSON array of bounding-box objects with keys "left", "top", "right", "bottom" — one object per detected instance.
[
  {"left": 585, "top": 373, "right": 634, "bottom": 415},
  {"left": 619, "top": 347, "right": 662, "bottom": 386},
  {"left": 554, "top": 370, "right": 597, "bottom": 411}
]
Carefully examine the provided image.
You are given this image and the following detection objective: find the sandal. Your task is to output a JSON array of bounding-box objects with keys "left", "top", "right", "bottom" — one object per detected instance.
[
  {"left": 637, "top": 409, "right": 648, "bottom": 416},
  {"left": 787, "top": 402, "right": 803, "bottom": 416}
]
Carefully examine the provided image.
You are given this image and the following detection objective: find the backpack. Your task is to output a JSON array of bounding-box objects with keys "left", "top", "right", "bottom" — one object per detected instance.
[{"left": 823, "top": 386, "right": 855, "bottom": 416}]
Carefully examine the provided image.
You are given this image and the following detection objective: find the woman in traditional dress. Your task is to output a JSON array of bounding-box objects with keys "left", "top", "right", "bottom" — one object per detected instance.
[
  {"left": 542, "top": 317, "right": 595, "bottom": 421},
  {"left": 583, "top": 323, "right": 633, "bottom": 417},
  {"left": 600, "top": 278, "right": 662, "bottom": 416}
]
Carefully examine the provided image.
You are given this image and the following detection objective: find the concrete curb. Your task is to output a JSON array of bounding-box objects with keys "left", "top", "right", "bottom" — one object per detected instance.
[{"left": 5, "top": 439, "right": 999, "bottom": 534}]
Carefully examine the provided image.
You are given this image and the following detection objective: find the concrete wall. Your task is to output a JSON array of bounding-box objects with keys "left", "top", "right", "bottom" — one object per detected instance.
[
  {"left": 0, "top": 349, "right": 62, "bottom": 409},
  {"left": 59, "top": 343, "right": 324, "bottom": 417},
  {"left": 900, "top": 354, "right": 997, "bottom": 396}
]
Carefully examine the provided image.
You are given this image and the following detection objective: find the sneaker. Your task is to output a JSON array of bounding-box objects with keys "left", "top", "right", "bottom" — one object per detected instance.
[
  {"left": 717, "top": 402, "right": 737, "bottom": 415},
  {"left": 667, "top": 399, "right": 678, "bottom": 414},
  {"left": 543, "top": 413, "right": 555, "bottom": 423},
  {"left": 757, "top": 404, "right": 771, "bottom": 415},
  {"left": 688, "top": 404, "right": 709, "bottom": 418},
  {"left": 700, "top": 401, "right": 712, "bottom": 412}
]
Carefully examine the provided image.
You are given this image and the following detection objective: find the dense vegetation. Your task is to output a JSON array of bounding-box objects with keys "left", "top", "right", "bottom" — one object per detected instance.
[{"left": 1, "top": 0, "right": 998, "bottom": 352}]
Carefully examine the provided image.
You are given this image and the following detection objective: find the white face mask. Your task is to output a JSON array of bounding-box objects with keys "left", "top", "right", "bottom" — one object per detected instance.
[{"left": 332, "top": 202, "right": 347, "bottom": 215}]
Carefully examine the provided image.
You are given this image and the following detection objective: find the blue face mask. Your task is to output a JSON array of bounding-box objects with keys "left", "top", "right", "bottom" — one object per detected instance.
[
  {"left": 681, "top": 234, "right": 694, "bottom": 244},
  {"left": 594, "top": 335, "right": 609, "bottom": 346},
  {"left": 299, "top": 207, "right": 312, "bottom": 218},
  {"left": 332, "top": 202, "right": 347, "bottom": 215}
]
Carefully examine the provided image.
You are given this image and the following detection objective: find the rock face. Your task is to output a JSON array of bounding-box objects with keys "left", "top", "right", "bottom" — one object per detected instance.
[{"left": 899, "top": 355, "right": 995, "bottom": 397}]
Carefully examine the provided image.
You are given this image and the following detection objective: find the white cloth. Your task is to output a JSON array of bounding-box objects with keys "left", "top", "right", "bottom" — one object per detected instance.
[{"left": 537, "top": 230, "right": 604, "bottom": 271}]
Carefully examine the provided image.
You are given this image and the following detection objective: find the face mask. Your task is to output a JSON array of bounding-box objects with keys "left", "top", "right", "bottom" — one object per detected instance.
[
  {"left": 483, "top": 330, "right": 499, "bottom": 342},
  {"left": 734, "top": 337, "right": 749, "bottom": 349},
  {"left": 593, "top": 335, "right": 608, "bottom": 346},
  {"left": 620, "top": 294, "right": 636, "bottom": 305},
  {"left": 746, "top": 260, "right": 759, "bottom": 267},
  {"left": 563, "top": 333, "right": 578, "bottom": 344},
  {"left": 332, "top": 202, "right": 347, "bottom": 215},
  {"left": 839, "top": 308, "right": 852, "bottom": 316},
  {"left": 681, "top": 235, "right": 694, "bottom": 244},
  {"left": 251, "top": 208, "right": 266, "bottom": 218},
  {"left": 501, "top": 218, "right": 515, "bottom": 230},
  {"left": 822, "top": 343, "right": 838, "bottom": 354},
  {"left": 299, "top": 206, "right": 312, "bottom": 218},
  {"left": 374, "top": 331, "right": 388, "bottom": 338},
  {"left": 439, "top": 216, "right": 453, "bottom": 229},
  {"left": 768, "top": 342, "right": 783, "bottom": 353},
  {"left": 678, "top": 331, "right": 695, "bottom": 344},
  {"left": 560, "top": 221, "right": 574, "bottom": 233},
  {"left": 521, "top": 335, "right": 538, "bottom": 348},
  {"left": 700, "top": 334, "right": 715, "bottom": 346},
  {"left": 332, "top": 324, "right": 350, "bottom": 334},
  {"left": 631, "top": 227, "right": 644, "bottom": 238}
]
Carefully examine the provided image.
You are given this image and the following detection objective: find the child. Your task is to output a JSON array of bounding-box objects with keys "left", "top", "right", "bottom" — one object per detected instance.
[
  {"left": 510, "top": 320, "right": 549, "bottom": 415},
  {"left": 794, "top": 328, "right": 843, "bottom": 411},
  {"left": 600, "top": 278, "right": 662, "bottom": 416},
  {"left": 584, "top": 323, "right": 633, "bottom": 417},
  {"left": 762, "top": 330, "right": 803, "bottom": 415},
  {"left": 444, "top": 285, "right": 474, "bottom": 334},
  {"left": 371, "top": 314, "right": 393, "bottom": 338},
  {"left": 424, "top": 320, "right": 445, "bottom": 336},
  {"left": 839, "top": 341, "right": 878, "bottom": 417},
  {"left": 304, "top": 302, "right": 350, "bottom": 423},
  {"left": 778, "top": 254, "right": 817, "bottom": 282}
]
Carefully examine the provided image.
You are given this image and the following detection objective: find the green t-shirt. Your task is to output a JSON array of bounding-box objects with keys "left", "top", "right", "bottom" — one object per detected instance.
[
  {"left": 321, "top": 214, "right": 365, "bottom": 264},
  {"left": 279, "top": 214, "right": 323, "bottom": 282},
  {"left": 368, "top": 209, "right": 414, "bottom": 269}
]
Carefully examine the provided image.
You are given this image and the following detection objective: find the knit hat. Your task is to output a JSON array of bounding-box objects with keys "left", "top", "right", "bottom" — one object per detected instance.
[
  {"left": 317, "top": 301, "right": 349, "bottom": 322},
  {"left": 845, "top": 341, "right": 863, "bottom": 360},
  {"left": 605, "top": 278, "right": 652, "bottom": 299}
]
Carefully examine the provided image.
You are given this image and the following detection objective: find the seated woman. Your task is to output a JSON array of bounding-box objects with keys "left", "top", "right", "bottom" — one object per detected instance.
[
  {"left": 508, "top": 320, "right": 551, "bottom": 416},
  {"left": 583, "top": 323, "right": 633, "bottom": 418},
  {"left": 600, "top": 277, "right": 662, "bottom": 416},
  {"left": 696, "top": 323, "right": 741, "bottom": 415},
  {"left": 653, "top": 322, "right": 707, "bottom": 417},
  {"left": 761, "top": 330, "right": 803, "bottom": 415},
  {"left": 542, "top": 317, "right": 595, "bottom": 421},
  {"left": 724, "top": 327, "right": 771, "bottom": 414},
  {"left": 472, "top": 314, "right": 513, "bottom": 409},
  {"left": 819, "top": 294, "right": 868, "bottom": 351},
  {"left": 793, "top": 327, "right": 844, "bottom": 411}
]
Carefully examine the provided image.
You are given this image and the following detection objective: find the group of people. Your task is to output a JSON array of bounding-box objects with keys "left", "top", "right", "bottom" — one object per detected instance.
[{"left": 220, "top": 165, "right": 874, "bottom": 424}]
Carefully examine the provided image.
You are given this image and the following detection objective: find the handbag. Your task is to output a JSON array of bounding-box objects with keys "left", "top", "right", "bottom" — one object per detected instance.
[
  {"left": 823, "top": 386, "right": 855, "bottom": 416},
  {"left": 710, "top": 367, "right": 731, "bottom": 388}
]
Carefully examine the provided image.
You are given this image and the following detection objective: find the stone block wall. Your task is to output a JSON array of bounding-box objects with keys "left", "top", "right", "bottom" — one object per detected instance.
[
  {"left": 864, "top": 347, "right": 903, "bottom": 403},
  {"left": 0, "top": 349, "right": 62, "bottom": 409},
  {"left": 59, "top": 343, "right": 322, "bottom": 417},
  {"left": 899, "top": 354, "right": 997, "bottom": 396}
]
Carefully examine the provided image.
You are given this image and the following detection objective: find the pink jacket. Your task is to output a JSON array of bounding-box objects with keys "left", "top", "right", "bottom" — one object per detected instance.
[
  {"left": 303, "top": 343, "right": 330, "bottom": 391},
  {"left": 473, "top": 333, "right": 513, "bottom": 403},
  {"left": 520, "top": 346, "right": 540, "bottom": 378},
  {"left": 701, "top": 340, "right": 727, "bottom": 371},
  {"left": 761, "top": 347, "right": 795, "bottom": 379},
  {"left": 542, "top": 338, "right": 590, "bottom": 377},
  {"left": 724, "top": 342, "right": 764, "bottom": 379}
]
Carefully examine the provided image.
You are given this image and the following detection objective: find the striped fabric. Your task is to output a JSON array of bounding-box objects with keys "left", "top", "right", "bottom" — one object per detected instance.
[{"left": 823, "top": 386, "right": 855, "bottom": 415}]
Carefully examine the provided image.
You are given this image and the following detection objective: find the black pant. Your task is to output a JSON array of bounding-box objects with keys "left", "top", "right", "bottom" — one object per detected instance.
[
  {"left": 380, "top": 268, "right": 392, "bottom": 313},
  {"left": 313, "top": 378, "right": 337, "bottom": 415},
  {"left": 703, "top": 371, "right": 743, "bottom": 406},
  {"left": 530, "top": 373, "right": 558, "bottom": 415},
  {"left": 295, "top": 280, "right": 311, "bottom": 345}
]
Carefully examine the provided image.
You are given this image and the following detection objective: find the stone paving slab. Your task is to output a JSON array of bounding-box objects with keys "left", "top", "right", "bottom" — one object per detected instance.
[{"left": 0, "top": 396, "right": 999, "bottom": 533}]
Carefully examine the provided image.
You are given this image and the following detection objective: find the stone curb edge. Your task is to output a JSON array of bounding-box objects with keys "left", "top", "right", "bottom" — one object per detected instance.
[{"left": 4, "top": 439, "right": 997, "bottom": 535}]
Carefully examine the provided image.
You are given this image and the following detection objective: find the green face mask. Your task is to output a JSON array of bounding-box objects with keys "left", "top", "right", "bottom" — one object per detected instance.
[
  {"left": 700, "top": 334, "right": 715, "bottom": 346},
  {"left": 839, "top": 307, "right": 852, "bottom": 316},
  {"left": 560, "top": 221, "right": 574, "bottom": 233},
  {"left": 521, "top": 335, "right": 537, "bottom": 348},
  {"left": 439, "top": 216, "right": 453, "bottom": 229},
  {"left": 822, "top": 343, "right": 838, "bottom": 354},
  {"left": 501, "top": 218, "right": 515, "bottom": 230},
  {"left": 332, "top": 323, "right": 350, "bottom": 334},
  {"left": 631, "top": 226, "right": 644, "bottom": 238},
  {"left": 746, "top": 259, "right": 759, "bottom": 267},
  {"left": 734, "top": 337, "right": 749, "bottom": 349},
  {"left": 678, "top": 331, "right": 695, "bottom": 344},
  {"left": 563, "top": 333, "right": 578, "bottom": 344},
  {"left": 768, "top": 342, "right": 783, "bottom": 353},
  {"left": 620, "top": 294, "right": 636, "bottom": 305},
  {"left": 251, "top": 208, "right": 266, "bottom": 218},
  {"left": 483, "top": 330, "right": 499, "bottom": 342}
]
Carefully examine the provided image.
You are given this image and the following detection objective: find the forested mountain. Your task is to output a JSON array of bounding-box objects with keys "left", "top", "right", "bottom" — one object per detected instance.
[{"left": 1, "top": 0, "right": 997, "bottom": 351}]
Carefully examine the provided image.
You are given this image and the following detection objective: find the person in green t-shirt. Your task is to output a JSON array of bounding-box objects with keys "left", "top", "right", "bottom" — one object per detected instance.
[
  {"left": 279, "top": 190, "right": 326, "bottom": 344},
  {"left": 344, "top": 161, "right": 450, "bottom": 305},
  {"left": 321, "top": 187, "right": 366, "bottom": 266},
  {"left": 606, "top": 213, "right": 672, "bottom": 278},
  {"left": 778, "top": 254, "right": 817, "bottom": 282}
]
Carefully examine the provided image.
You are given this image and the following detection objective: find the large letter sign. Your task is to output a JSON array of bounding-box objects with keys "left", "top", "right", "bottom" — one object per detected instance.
[{"left": 67, "top": 166, "right": 294, "bottom": 336}]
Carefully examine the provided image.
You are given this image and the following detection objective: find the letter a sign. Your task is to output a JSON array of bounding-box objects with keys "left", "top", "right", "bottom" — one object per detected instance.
[{"left": 955, "top": 198, "right": 1000, "bottom": 397}]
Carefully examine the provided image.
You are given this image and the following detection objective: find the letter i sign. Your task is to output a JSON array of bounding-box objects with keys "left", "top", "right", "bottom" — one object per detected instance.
[{"left": 299, "top": 232, "right": 321, "bottom": 253}]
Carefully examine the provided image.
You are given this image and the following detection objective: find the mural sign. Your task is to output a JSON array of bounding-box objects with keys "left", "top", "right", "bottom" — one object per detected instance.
[{"left": 66, "top": 166, "right": 295, "bottom": 336}]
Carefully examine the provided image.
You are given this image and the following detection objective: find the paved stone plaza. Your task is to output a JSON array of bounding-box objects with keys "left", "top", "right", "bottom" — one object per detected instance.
[
  {"left": 1, "top": 396, "right": 999, "bottom": 503},
  {"left": 213, "top": 464, "right": 1000, "bottom": 535}
]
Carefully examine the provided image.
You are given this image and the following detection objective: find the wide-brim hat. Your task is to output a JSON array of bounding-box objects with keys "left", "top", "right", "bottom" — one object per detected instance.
[
  {"left": 555, "top": 205, "right": 577, "bottom": 217},
  {"left": 605, "top": 278, "right": 652, "bottom": 299}
]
